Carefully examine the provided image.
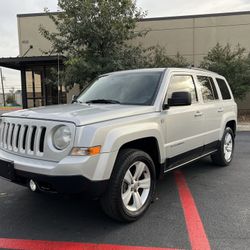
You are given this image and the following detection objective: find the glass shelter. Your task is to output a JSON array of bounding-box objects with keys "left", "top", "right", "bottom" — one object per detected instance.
[{"left": 0, "top": 56, "right": 66, "bottom": 108}]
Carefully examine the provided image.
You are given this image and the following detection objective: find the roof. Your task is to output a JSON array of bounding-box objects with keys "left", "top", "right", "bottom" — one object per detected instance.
[
  {"left": 0, "top": 56, "right": 65, "bottom": 70},
  {"left": 140, "top": 11, "right": 250, "bottom": 22},
  {"left": 103, "top": 67, "right": 220, "bottom": 77},
  {"left": 167, "top": 67, "right": 220, "bottom": 76},
  {"left": 16, "top": 10, "right": 250, "bottom": 21},
  {"left": 107, "top": 68, "right": 166, "bottom": 75}
]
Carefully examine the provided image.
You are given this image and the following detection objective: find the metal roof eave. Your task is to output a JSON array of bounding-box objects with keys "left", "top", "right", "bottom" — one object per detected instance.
[{"left": 0, "top": 55, "right": 66, "bottom": 70}]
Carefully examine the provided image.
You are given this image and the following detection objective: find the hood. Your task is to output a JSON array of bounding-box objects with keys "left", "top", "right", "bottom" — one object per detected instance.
[{"left": 3, "top": 104, "right": 155, "bottom": 126}]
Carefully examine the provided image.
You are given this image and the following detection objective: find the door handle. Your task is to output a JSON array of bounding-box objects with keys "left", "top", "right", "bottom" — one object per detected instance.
[
  {"left": 194, "top": 111, "right": 203, "bottom": 117},
  {"left": 218, "top": 108, "right": 224, "bottom": 113}
]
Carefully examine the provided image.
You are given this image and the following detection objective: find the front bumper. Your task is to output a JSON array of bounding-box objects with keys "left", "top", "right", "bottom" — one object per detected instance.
[
  {"left": 0, "top": 148, "right": 116, "bottom": 196},
  {"left": 10, "top": 169, "right": 108, "bottom": 196}
]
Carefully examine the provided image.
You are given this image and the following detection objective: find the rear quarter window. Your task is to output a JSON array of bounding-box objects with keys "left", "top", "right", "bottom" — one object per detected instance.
[{"left": 216, "top": 78, "right": 232, "bottom": 100}]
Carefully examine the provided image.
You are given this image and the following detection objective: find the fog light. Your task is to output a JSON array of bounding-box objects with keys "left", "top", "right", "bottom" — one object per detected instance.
[{"left": 29, "top": 179, "right": 37, "bottom": 192}]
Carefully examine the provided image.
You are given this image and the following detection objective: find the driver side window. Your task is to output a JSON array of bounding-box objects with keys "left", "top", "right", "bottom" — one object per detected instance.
[{"left": 165, "top": 75, "right": 198, "bottom": 104}]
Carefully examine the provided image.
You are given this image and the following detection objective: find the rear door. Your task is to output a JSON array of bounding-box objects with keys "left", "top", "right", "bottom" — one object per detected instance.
[
  {"left": 215, "top": 77, "right": 236, "bottom": 117},
  {"left": 195, "top": 75, "right": 223, "bottom": 152}
]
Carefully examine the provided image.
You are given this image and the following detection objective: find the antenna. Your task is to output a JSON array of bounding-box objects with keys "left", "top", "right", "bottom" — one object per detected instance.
[{"left": 22, "top": 45, "right": 33, "bottom": 57}]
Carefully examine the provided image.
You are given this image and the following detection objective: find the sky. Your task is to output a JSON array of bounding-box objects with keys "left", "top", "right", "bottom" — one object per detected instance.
[{"left": 1, "top": 0, "right": 250, "bottom": 92}]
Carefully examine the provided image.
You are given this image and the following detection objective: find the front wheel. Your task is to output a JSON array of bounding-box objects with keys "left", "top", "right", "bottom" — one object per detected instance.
[
  {"left": 101, "top": 149, "right": 156, "bottom": 222},
  {"left": 211, "top": 127, "right": 235, "bottom": 166}
]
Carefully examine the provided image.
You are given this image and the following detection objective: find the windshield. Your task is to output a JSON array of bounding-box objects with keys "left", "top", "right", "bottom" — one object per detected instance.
[{"left": 76, "top": 71, "right": 163, "bottom": 105}]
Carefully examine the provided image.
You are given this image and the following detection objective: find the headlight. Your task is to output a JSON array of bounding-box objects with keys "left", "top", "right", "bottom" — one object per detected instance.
[{"left": 53, "top": 126, "right": 72, "bottom": 150}]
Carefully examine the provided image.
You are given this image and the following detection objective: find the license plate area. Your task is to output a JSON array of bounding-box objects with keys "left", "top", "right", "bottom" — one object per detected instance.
[{"left": 0, "top": 158, "right": 15, "bottom": 181}]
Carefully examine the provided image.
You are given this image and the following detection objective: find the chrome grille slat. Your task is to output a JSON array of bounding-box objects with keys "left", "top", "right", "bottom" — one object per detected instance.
[
  {"left": 16, "top": 125, "right": 21, "bottom": 150},
  {"left": 18, "top": 125, "right": 26, "bottom": 153},
  {"left": 26, "top": 126, "right": 33, "bottom": 154},
  {"left": 39, "top": 127, "right": 46, "bottom": 153},
  {"left": 12, "top": 124, "right": 19, "bottom": 152},
  {"left": 3, "top": 123, "right": 9, "bottom": 149},
  {"left": 6, "top": 123, "right": 10, "bottom": 148},
  {"left": 30, "top": 126, "right": 37, "bottom": 152},
  {"left": 10, "top": 124, "right": 15, "bottom": 148},
  {"left": 0, "top": 122, "right": 5, "bottom": 147},
  {"left": 22, "top": 126, "right": 28, "bottom": 152},
  {"left": 34, "top": 127, "right": 42, "bottom": 155},
  {"left": 8, "top": 124, "right": 15, "bottom": 150}
]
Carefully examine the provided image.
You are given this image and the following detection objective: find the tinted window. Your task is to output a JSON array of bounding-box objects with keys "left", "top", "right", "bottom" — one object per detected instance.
[
  {"left": 77, "top": 72, "right": 163, "bottom": 105},
  {"left": 166, "top": 75, "right": 198, "bottom": 104},
  {"left": 197, "top": 76, "right": 219, "bottom": 102},
  {"left": 209, "top": 78, "right": 219, "bottom": 99},
  {"left": 216, "top": 78, "right": 232, "bottom": 100}
]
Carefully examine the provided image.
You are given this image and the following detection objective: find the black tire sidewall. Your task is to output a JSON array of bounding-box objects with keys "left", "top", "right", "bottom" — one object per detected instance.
[
  {"left": 113, "top": 150, "right": 156, "bottom": 221},
  {"left": 220, "top": 127, "right": 235, "bottom": 165}
]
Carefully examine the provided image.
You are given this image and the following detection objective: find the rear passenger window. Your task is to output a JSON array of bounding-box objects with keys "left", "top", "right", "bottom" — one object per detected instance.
[
  {"left": 197, "top": 76, "right": 219, "bottom": 102},
  {"left": 216, "top": 78, "right": 232, "bottom": 100},
  {"left": 166, "top": 75, "right": 198, "bottom": 103}
]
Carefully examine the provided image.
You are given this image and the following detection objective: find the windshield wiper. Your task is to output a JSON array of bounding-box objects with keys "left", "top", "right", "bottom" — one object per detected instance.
[
  {"left": 74, "top": 100, "right": 83, "bottom": 103},
  {"left": 86, "top": 99, "right": 121, "bottom": 104}
]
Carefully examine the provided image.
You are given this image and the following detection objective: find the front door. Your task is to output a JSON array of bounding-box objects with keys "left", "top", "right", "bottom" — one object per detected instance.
[{"left": 163, "top": 74, "right": 204, "bottom": 169}]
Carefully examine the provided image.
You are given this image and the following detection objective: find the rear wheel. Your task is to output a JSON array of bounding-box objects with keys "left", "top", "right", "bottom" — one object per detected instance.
[
  {"left": 211, "top": 127, "right": 235, "bottom": 166},
  {"left": 101, "top": 149, "right": 156, "bottom": 222}
]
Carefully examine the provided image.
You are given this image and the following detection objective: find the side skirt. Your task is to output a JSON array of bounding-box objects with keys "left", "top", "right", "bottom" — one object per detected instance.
[
  {"left": 164, "top": 149, "right": 217, "bottom": 173},
  {"left": 163, "top": 140, "right": 220, "bottom": 174}
]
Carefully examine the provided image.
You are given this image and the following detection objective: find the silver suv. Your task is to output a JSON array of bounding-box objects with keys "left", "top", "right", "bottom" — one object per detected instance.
[{"left": 0, "top": 68, "right": 237, "bottom": 221}]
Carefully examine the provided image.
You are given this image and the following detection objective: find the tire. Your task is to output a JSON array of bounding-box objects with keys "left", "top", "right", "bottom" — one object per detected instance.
[
  {"left": 101, "top": 149, "right": 156, "bottom": 222},
  {"left": 211, "top": 127, "right": 235, "bottom": 166}
]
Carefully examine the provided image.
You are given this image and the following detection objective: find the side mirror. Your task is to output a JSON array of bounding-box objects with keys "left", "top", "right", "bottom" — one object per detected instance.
[{"left": 166, "top": 91, "right": 192, "bottom": 108}]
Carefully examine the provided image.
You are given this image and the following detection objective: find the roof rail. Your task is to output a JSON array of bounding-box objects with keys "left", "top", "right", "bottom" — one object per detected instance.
[{"left": 187, "top": 66, "right": 218, "bottom": 74}]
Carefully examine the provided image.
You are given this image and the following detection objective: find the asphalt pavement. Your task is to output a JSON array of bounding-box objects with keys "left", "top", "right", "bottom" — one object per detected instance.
[{"left": 0, "top": 132, "right": 249, "bottom": 250}]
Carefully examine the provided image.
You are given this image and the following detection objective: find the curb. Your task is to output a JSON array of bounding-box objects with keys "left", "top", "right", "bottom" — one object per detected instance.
[{"left": 237, "top": 125, "right": 250, "bottom": 132}]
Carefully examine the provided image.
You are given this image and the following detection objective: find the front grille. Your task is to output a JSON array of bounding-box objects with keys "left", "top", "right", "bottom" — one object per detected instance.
[
  {"left": 0, "top": 117, "right": 75, "bottom": 162},
  {"left": 0, "top": 122, "right": 47, "bottom": 156}
]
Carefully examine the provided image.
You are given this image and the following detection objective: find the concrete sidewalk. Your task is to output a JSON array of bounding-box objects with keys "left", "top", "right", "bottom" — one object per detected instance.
[{"left": 237, "top": 123, "right": 250, "bottom": 131}]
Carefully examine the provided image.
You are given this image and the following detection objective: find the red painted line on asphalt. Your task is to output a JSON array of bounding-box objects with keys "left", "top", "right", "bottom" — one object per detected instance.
[
  {"left": 0, "top": 238, "right": 180, "bottom": 250},
  {"left": 174, "top": 170, "right": 211, "bottom": 250},
  {"left": 0, "top": 170, "right": 209, "bottom": 250}
]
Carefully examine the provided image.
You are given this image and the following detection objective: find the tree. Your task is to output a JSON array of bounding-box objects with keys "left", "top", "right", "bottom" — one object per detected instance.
[
  {"left": 41, "top": 0, "right": 188, "bottom": 89},
  {"left": 147, "top": 45, "right": 188, "bottom": 68},
  {"left": 200, "top": 43, "right": 250, "bottom": 100},
  {"left": 41, "top": 0, "right": 149, "bottom": 88},
  {"left": 6, "top": 87, "right": 17, "bottom": 106}
]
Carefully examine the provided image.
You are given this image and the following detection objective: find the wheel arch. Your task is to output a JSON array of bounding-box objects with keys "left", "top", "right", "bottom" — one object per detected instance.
[
  {"left": 225, "top": 120, "right": 236, "bottom": 137},
  {"left": 93, "top": 123, "right": 165, "bottom": 181},
  {"left": 117, "top": 137, "right": 162, "bottom": 179},
  {"left": 220, "top": 112, "right": 237, "bottom": 139}
]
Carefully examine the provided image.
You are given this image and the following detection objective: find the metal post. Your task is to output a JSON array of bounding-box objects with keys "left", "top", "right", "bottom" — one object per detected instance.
[
  {"left": 0, "top": 67, "right": 6, "bottom": 107},
  {"left": 21, "top": 68, "right": 27, "bottom": 109},
  {"left": 57, "top": 53, "right": 60, "bottom": 104}
]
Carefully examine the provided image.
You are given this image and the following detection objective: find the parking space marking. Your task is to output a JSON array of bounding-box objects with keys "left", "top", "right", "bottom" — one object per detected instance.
[
  {"left": 174, "top": 170, "right": 211, "bottom": 250},
  {"left": 0, "top": 238, "right": 180, "bottom": 250},
  {"left": 0, "top": 170, "right": 212, "bottom": 250}
]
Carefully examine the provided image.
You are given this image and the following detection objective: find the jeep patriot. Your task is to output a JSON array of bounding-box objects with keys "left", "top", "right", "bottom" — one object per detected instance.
[{"left": 0, "top": 68, "right": 237, "bottom": 221}]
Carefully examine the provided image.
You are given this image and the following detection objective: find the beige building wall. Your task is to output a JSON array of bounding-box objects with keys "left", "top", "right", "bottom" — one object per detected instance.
[
  {"left": 17, "top": 13, "right": 58, "bottom": 57},
  {"left": 136, "top": 12, "right": 250, "bottom": 66},
  {"left": 17, "top": 12, "right": 250, "bottom": 110},
  {"left": 18, "top": 12, "right": 250, "bottom": 62}
]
